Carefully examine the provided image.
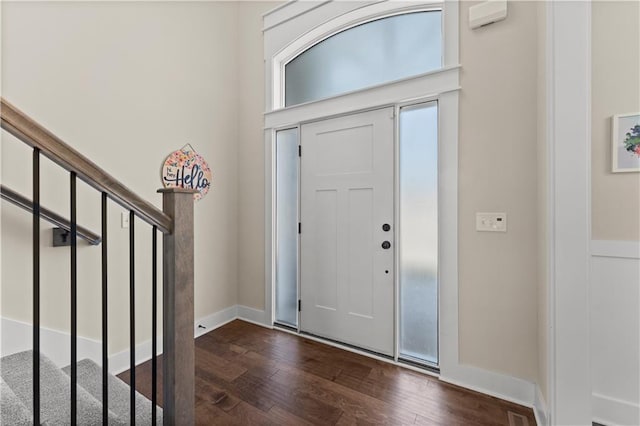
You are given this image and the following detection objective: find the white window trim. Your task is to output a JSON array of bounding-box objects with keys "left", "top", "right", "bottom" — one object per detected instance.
[{"left": 265, "top": 65, "right": 460, "bottom": 129}]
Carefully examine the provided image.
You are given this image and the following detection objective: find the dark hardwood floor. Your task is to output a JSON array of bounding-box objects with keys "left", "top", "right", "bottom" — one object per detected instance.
[{"left": 119, "top": 320, "right": 536, "bottom": 425}]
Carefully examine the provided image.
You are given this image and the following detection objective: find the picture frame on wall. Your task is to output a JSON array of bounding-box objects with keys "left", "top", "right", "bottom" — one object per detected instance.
[{"left": 612, "top": 112, "right": 640, "bottom": 173}]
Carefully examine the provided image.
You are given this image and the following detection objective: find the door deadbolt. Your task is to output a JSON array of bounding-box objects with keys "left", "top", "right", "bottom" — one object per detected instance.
[
  {"left": 382, "top": 223, "right": 391, "bottom": 232},
  {"left": 381, "top": 241, "right": 391, "bottom": 249}
]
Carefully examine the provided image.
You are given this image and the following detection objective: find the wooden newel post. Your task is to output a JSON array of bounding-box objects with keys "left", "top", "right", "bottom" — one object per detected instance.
[{"left": 158, "top": 188, "right": 197, "bottom": 425}]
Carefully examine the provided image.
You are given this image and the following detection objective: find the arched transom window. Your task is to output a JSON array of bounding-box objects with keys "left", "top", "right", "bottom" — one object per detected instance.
[{"left": 284, "top": 10, "right": 443, "bottom": 107}]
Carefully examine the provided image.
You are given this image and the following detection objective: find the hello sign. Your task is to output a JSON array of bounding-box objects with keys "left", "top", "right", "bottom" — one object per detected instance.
[{"left": 161, "top": 144, "right": 212, "bottom": 201}]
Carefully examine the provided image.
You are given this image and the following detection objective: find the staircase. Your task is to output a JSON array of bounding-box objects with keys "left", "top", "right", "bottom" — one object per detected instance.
[
  {"left": 1, "top": 351, "right": 162, "bottom": 425},
  {"left": 1, "top": 98, "right": 196, "bottom": 424}
]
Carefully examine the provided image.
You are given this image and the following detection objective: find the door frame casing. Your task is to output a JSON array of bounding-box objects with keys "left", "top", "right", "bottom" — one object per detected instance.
[{"left": 264, "top": 0, "right": 460, "bottom": 374}]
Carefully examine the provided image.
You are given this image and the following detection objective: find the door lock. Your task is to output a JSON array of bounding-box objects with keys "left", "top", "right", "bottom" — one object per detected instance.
[
  {"left": 382, "top": 223, "right": 391, "bottom": 232},
  {"left": 381, "top": 241, "right": 391, "bottom": 249}
]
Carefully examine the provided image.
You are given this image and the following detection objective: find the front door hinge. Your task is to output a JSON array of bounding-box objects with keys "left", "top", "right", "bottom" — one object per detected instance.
[
  {"left": 298, "top": 145, "right": 302, "bottom": 157},
  {"left": 298, "top": 299, "right": 301, "bottom": 312},
  {"left": 298, "top": 222, "right": 301, "bottom": 234}
]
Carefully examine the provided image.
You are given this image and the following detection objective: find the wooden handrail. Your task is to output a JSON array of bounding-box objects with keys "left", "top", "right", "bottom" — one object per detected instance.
[
  {"left": 0, "top": 98, "right": 172, "bottom": 234},
  {"left": 1, "top": 184, "right": 101, "bottom": 245}
]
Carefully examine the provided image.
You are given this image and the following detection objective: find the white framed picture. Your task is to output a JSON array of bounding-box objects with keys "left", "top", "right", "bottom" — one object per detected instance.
[{"left": 612, "top": 112, "right": 640, "bottom": 173}]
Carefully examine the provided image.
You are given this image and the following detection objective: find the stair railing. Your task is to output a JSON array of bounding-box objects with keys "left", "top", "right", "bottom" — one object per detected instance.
[
  {"left": 1, "top": 98, "right": 195, "bottom": 425},
  {"left": 1, "top": 184, "right": 102, "bottom": 245}
]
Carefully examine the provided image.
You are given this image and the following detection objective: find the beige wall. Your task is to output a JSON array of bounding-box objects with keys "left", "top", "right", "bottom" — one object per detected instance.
[
  {"left": 592, "top": 1, "right": 640, "bottom": 241},
  {"left": 458, "top": 1, "right": 540, "bottom": 382},
  {"left": 1, "top": 1, "right": 244, "bottom": 353}
]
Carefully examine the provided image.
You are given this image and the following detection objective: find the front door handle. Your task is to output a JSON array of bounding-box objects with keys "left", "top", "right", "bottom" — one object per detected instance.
[{"left": 381, "top": 241, "right": 391, "bottom": 249}]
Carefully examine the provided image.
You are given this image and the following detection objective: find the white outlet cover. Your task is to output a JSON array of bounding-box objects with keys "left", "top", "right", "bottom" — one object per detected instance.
[
  {"left": 476, "top": 212, "right": 507, "bottom": 232},
  {"left": 121, "top": 211, "right": 130, "bottom": 228}
]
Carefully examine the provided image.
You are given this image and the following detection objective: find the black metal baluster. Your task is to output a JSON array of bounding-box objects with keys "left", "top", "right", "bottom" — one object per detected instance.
[
  {"left": 33, "top": 149, "right": 40, "bottom": 426},
  {"left": 101, "top": 193, "right": 109, "bottom": 425},
  {"left": 70, "top": 172, "right": 77, "bottom": 425},
  {"left": 129, "top": 211, "right": 136, "bottom": 425},
  {"left": 151, "top": 226, "right": 158, "bottom": 426}
]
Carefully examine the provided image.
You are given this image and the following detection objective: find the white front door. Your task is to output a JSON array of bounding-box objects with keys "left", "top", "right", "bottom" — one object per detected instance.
[{"left": 300, "top": 107, "right": 394, "bottom": 355}]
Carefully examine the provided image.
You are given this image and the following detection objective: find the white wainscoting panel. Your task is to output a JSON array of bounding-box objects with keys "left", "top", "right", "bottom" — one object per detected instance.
[{"left": 591, "top": 240, "right": 640, "bottom": 426}]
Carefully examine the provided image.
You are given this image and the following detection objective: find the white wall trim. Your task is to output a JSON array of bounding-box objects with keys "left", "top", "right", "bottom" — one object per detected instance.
[
  {"left": 546, "top": 2, "right": 592, "bottom": 424},
  {"left": 262, "top": 0, "right": 333, "bottom": 31},
  {"left": 264, "top": 66, "right": 460, "bottom": 129},
  {"left": 236, "top": 305, "right": 270, "bottom": 328},
  {"left": 434, "top": 88, "right": 460, "bottom": 383},
  {"left": 440, "top": 366, "right": 535, "bottom": 410},
  {"left": 592, "top": 393, "right": 640, "bottom": 426},
  {"left": 109, "top": 338, "right": 163, "bottom": 376},
  {"left": 194, "top": 305, "right": 239, "bottom": 338},
  {"left": 591, "top": 240, "right": 640, "bottom": 259},
  {"left": 263, "top": 0, "right": 332, "bottom": 33},
  {"left": 1, "top": 317, "right": 103, "bottom": 369},
  {"left": 534, "top": 384, "right": 550, "bottom": 426}
]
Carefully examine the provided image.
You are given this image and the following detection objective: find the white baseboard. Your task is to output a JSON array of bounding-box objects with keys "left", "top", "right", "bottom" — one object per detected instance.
[
  {"left": 440, "top": 364, "right": 536, "bottom": 410},
  {"left": 111, "top": 304, "right": 241, "bottom": 374},
  {"left": 1, "top": 304, "right": 247, "bottom": 374},
  {"left": 1, "top": 317, "right": 102, "bottom": 368},
  {"left": 534, "top": 384, "right": 549, "bottom": 426},
  {"left": 236, "top": 305, "right": 270, "bottom": 327},
  {"left": 108, "top": 338, "right": 162, "bottom": 375},
  {"left": 194, "top": 305, "right": 238, "bottom": 338},
  {"left": 593, "top": 393, "right": 640, "bottom": 426}
]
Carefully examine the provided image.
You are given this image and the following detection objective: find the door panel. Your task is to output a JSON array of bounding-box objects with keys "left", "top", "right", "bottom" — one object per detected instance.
[
  {"left": 314, "top": 189, "right": 338, "bottom": 311},
  {"left": 300, "top": 107, "right": 394, "bottom": 355},
  {"left": 347, "top": 188, "right": 374, "bottom": 319}
]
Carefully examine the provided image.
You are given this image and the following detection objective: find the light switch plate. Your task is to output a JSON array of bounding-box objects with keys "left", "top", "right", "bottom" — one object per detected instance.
[{"left": 476, "top": 212, "right": 507, "bottom": 232}]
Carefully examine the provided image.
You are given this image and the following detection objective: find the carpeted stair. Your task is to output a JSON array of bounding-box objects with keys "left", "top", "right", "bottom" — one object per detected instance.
[{"left": 0, "top": 350, "right": 161, "bottom": 425}]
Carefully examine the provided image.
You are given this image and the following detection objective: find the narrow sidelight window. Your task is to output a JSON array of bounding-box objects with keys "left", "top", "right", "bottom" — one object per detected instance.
[
  {"left": 399, "top": 102, "right": 438, "bottom": 365},
  {"left": 275, "top": 128, "right": 299, "bottom": 327}
]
